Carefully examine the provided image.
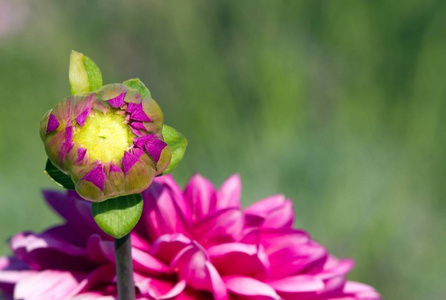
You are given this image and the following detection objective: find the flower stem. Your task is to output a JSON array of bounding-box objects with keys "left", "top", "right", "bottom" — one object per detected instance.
[{"left": 114, "top": 234, "right": 135, "bottom": 300}]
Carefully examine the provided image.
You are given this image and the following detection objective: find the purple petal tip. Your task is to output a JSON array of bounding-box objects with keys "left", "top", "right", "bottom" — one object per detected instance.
[
  {"left": 77, "top": 148, "right": 87, "bottom": 163},
  {"left": 145, "top": 139, "right": 167, "bottom": 163},
  {"left": 122, "top": 149, "right": 143, "bottom": 174},
  {"left": 76, "top": 107, "right": 91, "bottom": 127},
  {"left": 108, "top": 93, "right": 126, "bottom": 108},
  {"left": 82, "top": 165, "right": 106, "bottom": 191},
  {"left": 46, "top": 114, "right": 60, "bottom": 133},
  {"left": 127, "top": 103, "right": 150, "bottom": 122}
]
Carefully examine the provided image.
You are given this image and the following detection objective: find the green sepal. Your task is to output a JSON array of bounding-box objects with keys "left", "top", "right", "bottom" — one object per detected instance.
[
  {"left": 162, "top": 125, "right": 187, "bottom": 174},
  {"left": 69, "top": 50, "right": 103, "bottom": 95},
  {"left": 44, "top": 159, "right": 75, "bottom": 190},
  {"left": 123, "top": 78, "right": 151, "bottom": 98},
  {"left": 91, "top": 194, "right": 143, "bottom": 239}
]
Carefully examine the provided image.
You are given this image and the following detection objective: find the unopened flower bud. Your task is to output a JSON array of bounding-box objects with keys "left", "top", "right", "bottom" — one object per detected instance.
[{"left": 40, "top": 83, "right": 171, "bottom": 202}]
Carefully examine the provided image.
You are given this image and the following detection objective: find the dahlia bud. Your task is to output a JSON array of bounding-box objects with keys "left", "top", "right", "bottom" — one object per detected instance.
[{"left": 40, "top": 83, "right": 172, "bottom": 202}]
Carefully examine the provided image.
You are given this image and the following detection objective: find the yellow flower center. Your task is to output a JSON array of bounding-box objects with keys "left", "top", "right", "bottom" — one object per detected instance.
[{"left": 73, "top": 111, "right": 135, "bottom": 163}]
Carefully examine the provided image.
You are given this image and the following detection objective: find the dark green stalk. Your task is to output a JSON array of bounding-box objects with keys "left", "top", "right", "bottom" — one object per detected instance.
[{"left": 114, "top": 234, "right": 135, "bottom": 300}]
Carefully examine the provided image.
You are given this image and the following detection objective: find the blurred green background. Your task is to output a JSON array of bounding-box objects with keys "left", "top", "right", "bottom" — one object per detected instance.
[{"left": 1, "top": 0, "right": 445, "bottom": 299}]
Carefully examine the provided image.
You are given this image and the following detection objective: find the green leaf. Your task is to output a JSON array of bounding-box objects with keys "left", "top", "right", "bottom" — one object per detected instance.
[
  {"left": 69, "top": 50, "right": 103, "bottom": 95},
  {"left": 44, "top": 159, "right": 75, "bottom": 190},
  {"left": 123, "top": 78, "right": 151, "bottom": 98},
  {"left": 162, "top": 125, "right": 187, "bottom": 174},
  {"left": 92, "top": 194, "right": 143, "bottom": 238}
]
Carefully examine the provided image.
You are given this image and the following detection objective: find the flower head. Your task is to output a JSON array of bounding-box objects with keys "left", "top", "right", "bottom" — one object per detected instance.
[
  {"left": 0, "top": 174, "right": 381, "bottom": 299},
  {"left": 40, "top": 83, "right": 171, "bottom": 202}
]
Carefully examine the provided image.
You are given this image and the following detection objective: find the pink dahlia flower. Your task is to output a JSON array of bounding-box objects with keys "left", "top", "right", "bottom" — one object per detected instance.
[{"left": 0, "top": 174, "right": 381, "bottom": 300}]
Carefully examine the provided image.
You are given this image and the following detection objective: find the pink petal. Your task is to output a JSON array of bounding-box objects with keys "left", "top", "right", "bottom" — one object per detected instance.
[
  {"left": 10, "top": 231, "right": 96, "bottom": 271},
  {"left": 43, "top": 190, "right": 107, "bottom": 241},
  {"left": 194, "top": 208, "right": 244, "bottom": 247},
  {"left": 318, "top": 257, "right": 355, "bottom": 280},
  {"left": 267, "top": 275, "right": 325, "bottom": 293},
  {"left": 342, "top": 281, "right": 381, "bottom": 300},
  {"left": 242, "top": 229, "right": 326, "bottom": 279},
  {"left": 206, "top": 261, "right": 229, "bottom": 300},
  {"left": 130, "top": 232, "right": 151, "bottom": 252},
  {"left": 245, "top": 195, "right": 294, "bottom": 229},
  {"left": 150, "top": 234, "right": 192, "bottom": 264},
  {"left": 86, "top": 234, "right": 115, "bottom": 263},
  {"left": 184, "top": 174, "right": 217, "bottom": 220},
  {"left": 319, "top": 276, "right": 346, "bottom": 297},
  {"left": 14, "top": 270, "right": 82, "bottom": 300},
  {"left": 171, "top": 244, "right": 228, "bottom": 299},
  {"left": 70, "top": 264, "right": 116, "bottom": 296},
  {"left": 132, "top": 247, "right": 169, "bottom": 275},
  {"left": 224, "top": 276, "right": 280, "bottom": 300},
  {"left": 0, "top": 257, "right": 33, "bottom": 297},
  {"left": 136, "top": 278, "right": 186, "bottom": 299},
  {"left": 154, "top": 174, "right": 191, "bottom": 218},
  {"left": 72, "top": 293, "right": 115, "bottom": 300},
  {"left": 216, "top": 174, "right": 242, "bottom": 209},
  {"left": 139, "top": 180, "right": 192, "bottom": 241},
  {"left": 207, "top": 243, "right": 269, "bottom": 277}
]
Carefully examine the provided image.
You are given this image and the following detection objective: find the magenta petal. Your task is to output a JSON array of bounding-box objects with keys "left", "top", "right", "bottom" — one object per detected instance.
[
  {"left": 245, "top": 195, "right": 294, "bottom": 229},
  {"left": 224, "top": 276, "right": 280, "bottom": 300},
  {"left": 184, "top": 174, "right": 218, "bottom": 220},
  {"left": 154, "top": 175, "right": 191, "bottom": 220},
  {"left": 216, "top": 174, "right": 242, "bottom": 209},
  {"left": 122, "top": 148, "right": 144, "bottom": 174},
  {"left": 140, "top": 181, "right": 192, "bottom": 240},
  {"left": 47, "top": 114, "right": 60, "bottom": 133},
  {"left": 108, "top": 93, "right": 126, "bottom": 108},
  {"left": 82, "top": 165, "right": 106, "bottom": 191},
  {"left": 194, "top": 208, "right": 244, "bottom": 247},
  {"left": 127, "top": 102, "right": 150, "bottom": 121}
]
